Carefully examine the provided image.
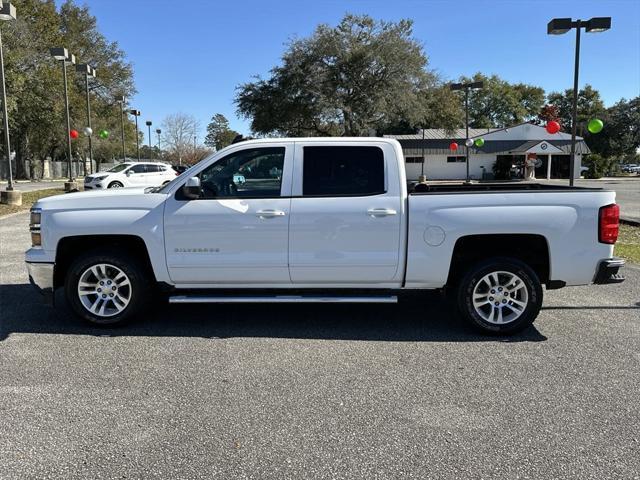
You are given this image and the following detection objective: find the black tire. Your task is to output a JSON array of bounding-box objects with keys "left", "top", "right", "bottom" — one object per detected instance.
[
  {"left": 456, "top": 257, "right": 543, "bottom": 335},
  {"left": 64, "top": 249, "right": 151, "bottom": 326},
  {"left": 107, "top": 181, "right": 123, "bottom": 189}
]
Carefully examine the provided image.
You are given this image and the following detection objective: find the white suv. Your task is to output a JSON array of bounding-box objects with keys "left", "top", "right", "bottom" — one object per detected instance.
[{"left": 84, "top": 162, "right": 177, "bottom": 190}]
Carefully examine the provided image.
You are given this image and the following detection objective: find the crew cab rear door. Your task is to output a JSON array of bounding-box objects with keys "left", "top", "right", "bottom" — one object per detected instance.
[
  {"left": 163, "top": 143, "right": 294, "bottom": 284},
  {"left": 288, "top": 142, "right": 403, "bottom": 283}
]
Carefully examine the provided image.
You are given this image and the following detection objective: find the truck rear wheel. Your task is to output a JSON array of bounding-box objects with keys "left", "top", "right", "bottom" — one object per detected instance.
[
  {"left": 456, "top": 257, "right": 543, "bottom": 335},
  {"left": 64, "top": 249, "right": 150, "bottom": 326}
]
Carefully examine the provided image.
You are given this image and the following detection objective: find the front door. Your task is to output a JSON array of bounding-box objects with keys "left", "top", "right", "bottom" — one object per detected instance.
[
  {"left": 288, "top": 143, "right": 402, "bottom": 283},
  {"left": 125, "top": 164, "right": 149, "bottom": 186},
  {"left": 164, "top": 144, "right": 293, "bottom": 284}
]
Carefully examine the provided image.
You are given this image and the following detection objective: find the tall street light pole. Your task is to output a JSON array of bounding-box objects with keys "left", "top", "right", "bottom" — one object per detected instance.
[
  {"left": 155, "top": 128, "right": 161, "bottom": 159},
  {"left": 129, "top": 109, "right": 141, "bottom": 160},
  {"left": 450, "top": 80, "right": 483, "bottom": 184},
  {"left": 50, "top": 47, "right": 76, "bottom": 191},
  {"left": 145, "top": 120, "right": 152, "bottom": 148},
  {"left": 76, "top": 64, "right": 95, "bottom": 176},
  {"left": 0, "top": 2, "right": 18, "bottom": 206},
  {"left": 117, "top": 96, "right": 126, "bottom": 161},
  {"left": 547, "top": 17, "right": 611, "bottom": 187}
]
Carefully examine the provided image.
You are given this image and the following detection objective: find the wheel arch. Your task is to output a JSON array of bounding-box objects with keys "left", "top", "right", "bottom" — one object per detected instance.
[
  {"left": 446, "top": 234, "right": 551, "bottom": 289},
  {"left": 54, "top": 235, "right": 156, "bottom": 290}
]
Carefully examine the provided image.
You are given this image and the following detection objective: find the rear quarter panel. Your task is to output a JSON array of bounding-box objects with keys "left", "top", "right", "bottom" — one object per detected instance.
[{"left": 406, "top": 190, "right": 616, "bottom": 288}]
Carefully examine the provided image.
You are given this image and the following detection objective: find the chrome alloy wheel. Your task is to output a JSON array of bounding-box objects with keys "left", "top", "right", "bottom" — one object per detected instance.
[
  {"left": 472, "top": 270, "right": 529, "bottom": 325},
  {"left": 77, "top": 263, "right": 132, "bottom": 318}
]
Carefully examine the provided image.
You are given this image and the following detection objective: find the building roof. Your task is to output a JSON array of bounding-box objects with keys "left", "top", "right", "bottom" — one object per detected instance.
[
  {"left": 385, "top": 122, "right": 590, "bottom": 156},
  {"left": 388, "top": 128, "right": 499, "bottom": 140}
]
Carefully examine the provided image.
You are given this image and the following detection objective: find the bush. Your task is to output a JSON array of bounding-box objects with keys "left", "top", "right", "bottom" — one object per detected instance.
[{"left": 584, "top": 154, "right": 612, "bottom": 179}]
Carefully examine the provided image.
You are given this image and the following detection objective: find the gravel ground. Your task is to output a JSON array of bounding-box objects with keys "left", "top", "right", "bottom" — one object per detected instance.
[{"left": 1, "top": 212, "right": 639, "bottom": 479}]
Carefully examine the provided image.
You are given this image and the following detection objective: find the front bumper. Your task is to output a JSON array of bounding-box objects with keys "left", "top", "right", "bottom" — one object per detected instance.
[
  {"left": 593, "top": 257, "right": 625, "bottom": 284},
  {"left": 26, "top": 262, "right": 55, "bottom": 304}
]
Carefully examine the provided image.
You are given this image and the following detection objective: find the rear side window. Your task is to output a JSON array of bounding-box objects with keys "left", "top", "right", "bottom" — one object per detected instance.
[
  {"left": 129, "top": 164, "right": 147, "bottom": 173},
  {"left": 146, "top": 164, "right": 160, "bottom": 172},
  {"left": 302, "top": 146, "right": 385, "bottom": 196}
]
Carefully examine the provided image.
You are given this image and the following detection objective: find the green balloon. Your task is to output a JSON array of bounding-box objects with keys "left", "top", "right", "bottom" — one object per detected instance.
[
  {"left": 99, "top": 129, "right": 109, "bottom": 139},
  {"left": 474, "top": 138, "right": 485, "bottom": 147},
  {"left": 588, "top": 118, "right": 603, "bottom": 134}
]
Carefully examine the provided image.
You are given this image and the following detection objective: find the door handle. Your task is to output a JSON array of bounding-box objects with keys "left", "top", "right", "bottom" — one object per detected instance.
[
  {"left": 256, "top": 209, "right": 286, "bottom": 218},
  {"left": 367, "top": 208, "right": 397, "bottom": 217}
]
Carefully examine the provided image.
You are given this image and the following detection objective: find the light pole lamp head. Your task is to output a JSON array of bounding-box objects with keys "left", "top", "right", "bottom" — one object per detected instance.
[
  {"left": 156, "top": 128, "right": 161, "bottom": 134},
  {"left": 146, "top": 120, "right": 152, "bottom": 126},
  {"left": 469, "top": 81, "right": 484, "bottom": 90},
  {"left": 0, "top": 2, "right": 17, "bottom": 21},
  {"left": 50, "top": 47, "right": 69, "bottom": 61},
  {"left": 547, "top": 18, "right": 573, "bottom": 35},
  {"left": 585, "top": 17, "right": 611, "bottom": 33},
  {"left": 76, "top": 63, "right": 90, "bottom": 75},
  {"left": 129, "top": 109, "right": 140, "bottom": 116},
  {"left": 65, "top": 53, "right": 76, "bottom": 66},
  {"left": 77, "top": 64, "right": 96, "bottom": 77},
  {"left": 450, "top": 83, "right": 463, "bottom": 91}
]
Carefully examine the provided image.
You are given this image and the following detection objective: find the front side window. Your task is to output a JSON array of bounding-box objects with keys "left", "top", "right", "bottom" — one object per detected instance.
[
  {"left": 303, "top": 146, "right": 385, "bottom": 196},
  {"left": 197, "top": 147, "right": 285, "bottom": 199},
  {"left": 108, "top": 163, "right": 130, "bottom": 173}
]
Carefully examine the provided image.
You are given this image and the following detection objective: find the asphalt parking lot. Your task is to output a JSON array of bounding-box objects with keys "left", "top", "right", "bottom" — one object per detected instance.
[{"left": 1, "top": 212, "right": 639, "bottom": 479}]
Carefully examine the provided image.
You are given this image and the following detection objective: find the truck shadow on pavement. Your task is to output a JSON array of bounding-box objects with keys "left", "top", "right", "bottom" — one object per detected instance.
[{"left": 0, "top": 283, "right": 549, "bottom": 343}]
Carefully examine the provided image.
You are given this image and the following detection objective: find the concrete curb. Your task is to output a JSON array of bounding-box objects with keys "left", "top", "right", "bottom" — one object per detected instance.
[
  {"left": 0, "top": 210, "right": 29, "bottom": 221},
  {"left": 621, "top": 218, "right": 640, "bottom": 227}
]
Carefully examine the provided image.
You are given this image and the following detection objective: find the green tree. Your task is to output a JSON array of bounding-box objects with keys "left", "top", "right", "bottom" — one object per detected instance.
[
  {"left": 586, "top": 97, "right": 639, "bottom": 159},
  {"left": 204, "top": 113, "right": 239, "bottom": 150},
  {"left": 2, "top": 0, "right": 136, "bottom": 178},
  {"left": 460, "top": 73, "right": 545, "bottom": 128},
  {"left": 236, "top": 14, "right": 460, "bottom": 136},
  {"left": 546, "top": 85, "right": 606, "bottom": 135}
]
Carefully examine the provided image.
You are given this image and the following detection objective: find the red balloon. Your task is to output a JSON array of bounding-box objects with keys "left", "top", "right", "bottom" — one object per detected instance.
[
  {"left": 546, "top": 121, "right": 560, "bottom": 134},
  {"left": 449, "top": 142, "right": 458, "bottom": 151},
  {"left": 70, "top": 129, "right": 79, "bottom": 139}
]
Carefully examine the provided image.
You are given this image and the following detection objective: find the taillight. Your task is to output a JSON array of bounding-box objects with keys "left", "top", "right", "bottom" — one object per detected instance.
[{"left": 598, "top": 204, "right": 619, "bottom": 244}]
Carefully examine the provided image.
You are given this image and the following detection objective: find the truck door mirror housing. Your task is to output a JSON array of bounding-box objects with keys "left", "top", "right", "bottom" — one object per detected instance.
[{"left": 182, "top": 176, "right": 201, "bottom": 200}]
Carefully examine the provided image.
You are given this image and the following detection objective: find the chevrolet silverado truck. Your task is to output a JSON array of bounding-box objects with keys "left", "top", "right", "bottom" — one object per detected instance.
[{"left": 25, "top": 138, "right": 625, "bottom": 334}]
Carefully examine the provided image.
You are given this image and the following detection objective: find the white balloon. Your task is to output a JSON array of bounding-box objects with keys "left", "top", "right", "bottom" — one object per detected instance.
[
  {"left": 465, "top": 138, "right": 474, "bottom": 147},
  {"left": 83, "top": 127, "right": 93, "bottom": 136}
]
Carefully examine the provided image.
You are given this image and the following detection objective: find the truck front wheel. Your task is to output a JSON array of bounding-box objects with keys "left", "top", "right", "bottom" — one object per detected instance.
[
  {"left": 64, "top": 250, "right": 151, "bottom": 326},
  {"left": 456, "top": 257, "right": 543, "bottom": 335}
]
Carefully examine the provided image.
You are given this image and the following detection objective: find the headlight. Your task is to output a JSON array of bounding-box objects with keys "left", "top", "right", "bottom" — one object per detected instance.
[
  {"left": 30, "top": 207, "right": 42, "bottom": 247},
  {"left": 94, "top": 175, "right": 108, "bottom": 181}
]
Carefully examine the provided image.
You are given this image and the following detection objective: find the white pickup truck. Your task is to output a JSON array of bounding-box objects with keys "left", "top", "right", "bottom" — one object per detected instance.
[{"left": 26, "top": 138, "right": 625, "bottom": 334}]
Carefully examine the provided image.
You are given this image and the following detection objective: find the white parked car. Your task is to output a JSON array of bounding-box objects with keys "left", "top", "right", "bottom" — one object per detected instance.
[
  {"left": 83, "top": 162, "right": 177, "bottom": 190},
  {"left": 27, "top": 138, "right": 625, "bottom": 335}
]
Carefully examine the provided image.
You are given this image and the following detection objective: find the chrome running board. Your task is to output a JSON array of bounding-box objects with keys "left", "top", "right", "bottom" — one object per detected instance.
[{"left": 168, "top": 295, "right": 398, "bottom": 304}]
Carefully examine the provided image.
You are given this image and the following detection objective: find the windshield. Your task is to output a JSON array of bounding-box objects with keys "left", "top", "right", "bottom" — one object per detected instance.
[{"left": 107, "top": 163, "right": 130, "bottom": 173}]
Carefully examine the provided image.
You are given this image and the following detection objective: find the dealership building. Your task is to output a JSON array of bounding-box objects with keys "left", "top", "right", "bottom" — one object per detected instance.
[{"left": 384, "top": 122, "right": 590, "bottom": 181}]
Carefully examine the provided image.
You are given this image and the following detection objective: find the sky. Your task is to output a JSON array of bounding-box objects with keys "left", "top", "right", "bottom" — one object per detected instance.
[{"left": 71, "top": 0, "right": 640, "bottom": 143}]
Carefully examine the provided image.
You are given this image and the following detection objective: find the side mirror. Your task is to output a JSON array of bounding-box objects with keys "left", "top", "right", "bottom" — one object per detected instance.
[
  {"left": 125, "top": 170, "right": 132, "bottom": 176},
  {"left": 182, "top": 176, "right": 201, "bottom": 200}
]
